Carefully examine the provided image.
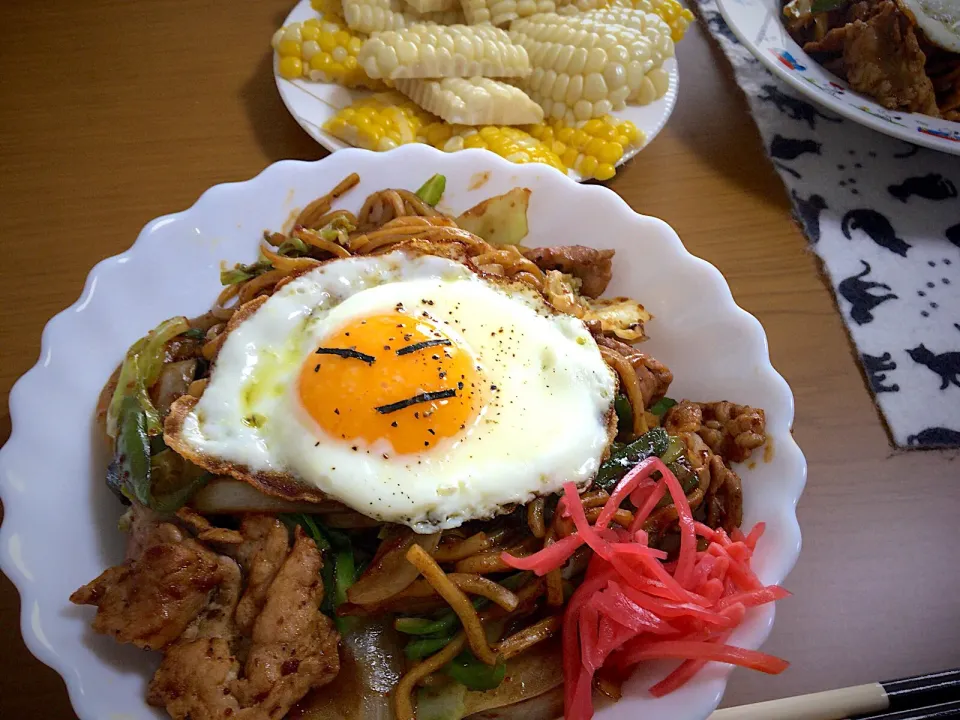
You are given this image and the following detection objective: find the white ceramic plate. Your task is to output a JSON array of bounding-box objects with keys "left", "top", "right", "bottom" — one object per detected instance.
[
  {"left": 0, "top": 146, "right": 805, "bottom": 720},
  {"left": 716, "top": 0, "right": 960, "bottom": 154},
  {"left": 274, "top": 0, "right": 680, "bottom": 180}
]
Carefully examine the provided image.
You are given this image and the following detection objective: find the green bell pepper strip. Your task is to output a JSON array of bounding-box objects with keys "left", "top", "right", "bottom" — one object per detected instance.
[
  {"left": 416, "top": 174, "right": 446, "bottom": 206},
  {"left": 106, "top": 316, "right": 191, "bottom": 438},
  {"left": 614, "top": 394, "right": 633, "bottom": 436},
  {"left": 405, "top": 635, "right": 457, "bottom": 659},
  {"left": 446, "top": 650, "right": 507, "bottom": 690},
  {"left": 112, "top": 397, "right": 209, "bottom": 512},
  {"left": 114, "top": 395, "right": 153, "bottom": 506},
  {"left": 394, "top": 572, "right": 530, "bottom": 638},
  {"left": 594, "top": 427, "right": 669, "bottom": 491},
  {"left": 647, "top": 397, "right": 677, "bottom": 416},
  {"left": 661, "top": 435, "right": 686, "bottom": 465}
]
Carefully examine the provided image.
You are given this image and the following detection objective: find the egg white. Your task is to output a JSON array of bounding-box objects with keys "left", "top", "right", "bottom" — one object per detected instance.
[
  {"left": 177, "top": 251, "right": 616, "bottom": 532},
  {"left": 898, "top": 0, "right": 960, "bottom": 52}
]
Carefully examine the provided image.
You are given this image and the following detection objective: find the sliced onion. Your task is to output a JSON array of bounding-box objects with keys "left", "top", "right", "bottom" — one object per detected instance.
[
  {"left": 153, "top": 359, "right": 197, "bottom": 417},
  {"left": 347, "top": 529, "right": 441, "bottom": 605},
  {"left": 189, "top": 478, "right": 346, "bottom": 514},
  {"left": 463, "top": 638, "right": 564, "bottom": 717},
  {"left": 290, "top": 620, "right": 404, "bottom": 720}
]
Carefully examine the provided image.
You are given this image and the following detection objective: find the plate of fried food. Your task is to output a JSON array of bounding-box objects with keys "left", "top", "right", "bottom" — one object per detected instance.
[
  {"left": 0, "top": 146, "right": 805, "bottom": 720},
  {"left": 271, "top": 0, "right": 695, "bottom": 181},
  {"left": 718, "top": 0, "right": 960, "bottom": 153}
]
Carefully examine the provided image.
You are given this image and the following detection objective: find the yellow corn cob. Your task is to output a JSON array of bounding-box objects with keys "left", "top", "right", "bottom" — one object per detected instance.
[
  {"left": 342, "top": 0, "right": 463, "bottom": 33},
  {"left": 396, "top": 77, "right": 544, "bottom": 125},
  {"left": 359, "top": 24, "right": 530, "bottom": 80},
  {"left": 404, "top": 0, "right": 457, "bottom": 11},
  {"left": 271, "top": 17, "right": 388, "bottom": 90},
  {"left": 526, "top": 115, "right": 641, "bottom": 180},
  {"left": 422, "top": 124, "right": 567, "bottom": 172},
  {"left": 510, "top": 13, "right": 672, "bottom": 122},
  {"left": 612, "top": 0, "right": 694, "bottom": 41},
  {"left": 324, "top": 93, "right": 436, "bottom": 151}
]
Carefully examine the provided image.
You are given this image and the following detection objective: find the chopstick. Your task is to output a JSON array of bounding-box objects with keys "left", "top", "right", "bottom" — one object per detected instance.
[{"left": 708, "top": 669, "right": 960, "bottom": 720}]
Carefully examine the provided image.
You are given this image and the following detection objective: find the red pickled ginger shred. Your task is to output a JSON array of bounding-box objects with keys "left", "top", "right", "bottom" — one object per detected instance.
[{"left": 502, "top": 460, "right": 790, "bottom": 720}]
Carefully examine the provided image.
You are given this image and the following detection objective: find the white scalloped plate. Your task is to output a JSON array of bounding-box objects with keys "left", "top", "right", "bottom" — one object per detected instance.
[
  {"left": 717, "top": 0, "right": 960, "bottom": 155},
  {"left": 274, "top": 0, "right": 680, "bottom": 180},
  {"left": 0, "top": 146, "right": 805, "bottom": 720}
]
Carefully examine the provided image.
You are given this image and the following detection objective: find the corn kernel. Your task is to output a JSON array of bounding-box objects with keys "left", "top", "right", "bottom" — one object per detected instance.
[
  {"left": 557, "top": 127, "right": 574, "bottom": 143},
  {"left": 278, "top": 39, "right": 302, "bottom": 58},
  {"left": 279, "top": 56, "right": 304, "bottom": 78},
  {"left": 570, "top": 129, "right": 589, "bottom": 149},
  {"left": 302, "top": 24, "right": 321, "bottom": 42},
  {"left": 311, "top": 53, "right": 333, "bottom": 71},
  {"left": 579, "top": 155, "right": 598, "bottom": 177},
  {"left": 597, "top": 141, "right": 623, "bottom": 164},
  {"left": 562, "top": 147, "right": 578, "bottom": 166},
  {"left": 619, "top": 120, "right": 638, "bottom": 142},
  {"left": 582, "top": 118, "right": 606, "bottom": 134},
  {"left": 426, "top": 123, "right": 453, "bottom": 146},
  {"left": 595, "top": 163, "right": 616, "bottom": 180},
  {"left": 463, "top": 134, "right": 486, "bottom": 149},
  {"left": 585, "top": 137, "right": 606, "bottom": 158}
]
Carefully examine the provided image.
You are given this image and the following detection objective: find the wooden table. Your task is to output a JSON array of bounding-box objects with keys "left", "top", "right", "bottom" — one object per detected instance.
[{"left": 1, "top": 2, "right": 958, "bottom": 718}]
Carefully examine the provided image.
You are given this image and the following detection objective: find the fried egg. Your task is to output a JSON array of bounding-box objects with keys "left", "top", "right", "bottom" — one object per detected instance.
[
  {"left": 166, "top": 250, "right": 617, "bottom": 532},
  {"left": 897, "top": 0, "right": 960, "bottom": 52}
]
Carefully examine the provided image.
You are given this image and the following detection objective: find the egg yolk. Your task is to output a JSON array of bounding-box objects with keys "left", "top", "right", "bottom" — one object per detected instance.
[{"left": 298, "top": 311, "right": 485, "bottom": 455}]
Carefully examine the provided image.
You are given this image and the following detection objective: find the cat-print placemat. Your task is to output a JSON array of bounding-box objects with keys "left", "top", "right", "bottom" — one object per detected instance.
[{"left": 693, "top": 0, "right": 960, "bottom": 448}]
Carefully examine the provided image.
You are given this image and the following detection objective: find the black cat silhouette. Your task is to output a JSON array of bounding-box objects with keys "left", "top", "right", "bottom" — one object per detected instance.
[
  {"left": 841, "top": 209, "right": 911, "bottom": 257},
  {"left": 861, "top": 352, "right": 899, "bottom": 393},
  {"left": 838, "top": 261, "right": 898, "bottom": 325},
  {"left": 947, "top": 223, "right": 960, "bottom": 249},
  {"left": 759, "top": 85, "right": 841, "bottom": 128},
  {"left": 703, "top": 11, "right": 740, "bottom": 44},
  {"left": 907, "top": 344, "right": 960, "bottom": 390},
  {"left": 907, "top": 427, "right": 960, "bottom": 446},
  {"left": 770, "top": 135, "right": 821, "bottom": 161},
  {"left": 888, "top": 174, "right": 958, "bottom": 203},
  {"left": 791, "top": 191, "right": 827, "bottom": 243},
  {"left": 893, "top": 143, "right": 920, "bottom": 159}
]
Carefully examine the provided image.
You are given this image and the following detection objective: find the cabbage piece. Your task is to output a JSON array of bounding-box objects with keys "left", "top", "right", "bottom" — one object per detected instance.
[{"left": 456, "top": 188, "right": 530, "bottom": 246}]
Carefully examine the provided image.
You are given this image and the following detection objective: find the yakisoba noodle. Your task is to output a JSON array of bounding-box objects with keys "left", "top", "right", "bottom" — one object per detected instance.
[{"left": 71, "top": 172, "right": 776, "bottom": 720}]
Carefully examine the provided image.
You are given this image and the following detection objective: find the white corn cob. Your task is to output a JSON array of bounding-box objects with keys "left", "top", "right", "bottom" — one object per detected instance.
[
  {"left": 343, "top": 0, "right": 463, "bottom": 33},
  {"left": 395, "top": 77, "right": 544, "bottom": 124},
  {"left": 404, "top": 0, "right": 457, "bottom": 12},
  {"left": 359, "top": 24, "right": 530, "bottom": 79},
  {"left": 509, "top": 14, "right": 671, "bottom": 122},
  {"left": 461, "top": 0, "right": 558, "bottom": 26},
  {"left": 517, "top": 12, "right": 675, "bottom": 69},
  {"left": 554, "top": 0, "right": 610, "bottom": 12},
  {"left": 573, "top": 6, "right": 674, "bottom": 37}
]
